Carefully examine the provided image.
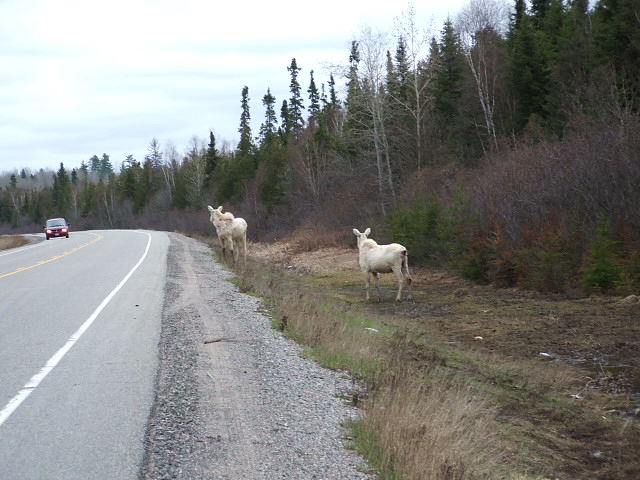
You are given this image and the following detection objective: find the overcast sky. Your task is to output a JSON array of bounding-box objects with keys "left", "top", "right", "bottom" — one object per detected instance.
[{"left": 0, "top": 0, "right": 471, "bottom": 174}]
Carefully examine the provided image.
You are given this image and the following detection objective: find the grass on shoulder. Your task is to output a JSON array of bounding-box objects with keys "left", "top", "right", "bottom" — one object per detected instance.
[
  {"left": 217, "top": 243, "right": 639, "bottom": 480},
  {"left": 0, "top": 235, "right": 30, "bottom": 251}
]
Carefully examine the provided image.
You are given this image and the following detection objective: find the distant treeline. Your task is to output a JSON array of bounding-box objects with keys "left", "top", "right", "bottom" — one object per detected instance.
[{"left": 1, "top": 0, "right": 638, "bottom": 294}]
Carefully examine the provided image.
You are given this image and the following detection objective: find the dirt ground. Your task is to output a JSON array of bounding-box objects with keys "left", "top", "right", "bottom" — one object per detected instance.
[
  {"left": 250, "top": 241, "right": 640, "bottom": 410},
  {"left": 249, "top": 240, "right": 640, "bottom": 478}
]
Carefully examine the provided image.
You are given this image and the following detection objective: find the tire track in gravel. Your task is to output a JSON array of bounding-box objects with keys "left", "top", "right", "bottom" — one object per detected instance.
[{"left": 140, "top": 233, "right": 371, "bottom": 480}]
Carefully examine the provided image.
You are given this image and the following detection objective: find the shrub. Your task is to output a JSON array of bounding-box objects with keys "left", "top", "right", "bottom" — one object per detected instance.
[
  {"left": 582, "top": 219, "right": 623, "bottom": 294},
  {"left": 387, "top": 190, "right": 469, "bottom": 266},
  {"left": 386, "top": 200, "right": 444, "bottom": 264},
  {"left": 459, "top": 228, "right": 492, "bottom": 283},
  {"left": 516, "top": 216, "right": 572, "bottom": 292}
]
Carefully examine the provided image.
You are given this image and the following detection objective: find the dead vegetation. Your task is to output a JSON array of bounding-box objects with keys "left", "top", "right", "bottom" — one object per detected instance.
[
  {"left": 0, "top": 235, "right": 30, "bottom": 251},
  {"left": 210, "top": 236, "right": 640, "bottom": 480}
]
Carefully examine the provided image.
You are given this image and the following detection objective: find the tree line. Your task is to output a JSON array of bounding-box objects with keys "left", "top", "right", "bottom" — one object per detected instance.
[{"left": 1, "top": 0, "right": 638, "bottom": 294}]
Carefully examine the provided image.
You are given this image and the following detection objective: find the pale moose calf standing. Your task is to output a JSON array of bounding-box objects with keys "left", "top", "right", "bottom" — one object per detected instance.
[
  {"left": 353, "top": 228, "right": 412, "bottom": 301},
  {"left": 207, "top": 205, "right": 248, "bottom": 264}
]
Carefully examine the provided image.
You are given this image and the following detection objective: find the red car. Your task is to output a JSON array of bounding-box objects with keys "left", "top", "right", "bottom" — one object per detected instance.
[{"left": 44, "top": 218, "right": 70, "bottom": 239}]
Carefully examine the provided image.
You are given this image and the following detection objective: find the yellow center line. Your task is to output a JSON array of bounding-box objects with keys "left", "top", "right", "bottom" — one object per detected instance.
[{"left": 0, "top": 233, "right": 103, "bottom": 279}]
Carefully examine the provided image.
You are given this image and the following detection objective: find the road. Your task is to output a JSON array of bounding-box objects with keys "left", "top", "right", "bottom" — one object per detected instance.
[{"left": 0, "top": 230, "right": 169, "bottom": 480}]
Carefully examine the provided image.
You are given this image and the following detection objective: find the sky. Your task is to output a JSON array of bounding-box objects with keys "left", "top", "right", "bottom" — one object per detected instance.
[{"left": 0, "top": 0, "right": 472, "bottom": 174}]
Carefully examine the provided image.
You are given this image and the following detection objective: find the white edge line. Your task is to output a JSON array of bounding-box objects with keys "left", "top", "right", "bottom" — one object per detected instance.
[
  {"left": 0, "top": 231, "right": 152, "bottom": 427},
  {"left": 0, "top": 242, "right": 43, "bottom": 257}
]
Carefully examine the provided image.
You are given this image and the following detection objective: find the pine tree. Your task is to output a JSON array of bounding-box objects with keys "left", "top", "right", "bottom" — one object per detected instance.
[
  {"left": 592, "top": 0, "right": 640, "bottom": 108},
  {"left": 260, "top": 89, "right": 278, "bottom": 143},
  {"left": 143, "top": 138, "right": 163, "bottom": 196},
  {"left": 100, "top": 153, "right": 113, "bottom": 177},
  {"left": 552, "top": 0, "right": 593, "bottom": 121},
  {"left": 508, "top": 1, "right": 542, "bottom": 132},
  {"left": 307, "top": 70, "right": 321, "bottom": 128},
  {"left": 323, "top": 73, "right": 343, "bottom": 136},
  {"left": 205, "top": 131, "right": 219, "bottom": 188},
  {"left": 287, "top": 58, "right": 305, "bottom": 138},
  {"left": 343, "top": 40, "right": 368, "bottom": 150},
  {"left": 89, "top": 155, "right": 101, "bottom": 173},
  {"left": 135, "top": 159, "right": 154, "bottom": 213},
  {"left": 80, "top": 182, "right": 94, "bottom": 218},
  {"left": 122, "top": 154, "right": 137, "bottom": 170},
  {"left": 328, "top": 73, "right": 340, "bottom": 108},
  {"left": 119, "top": 163, "right": 139, "bottom": 204},
  {"left": 280, "top": 99, "right": 291, "bottom": 138},
  {"left": 53, "top": 162, "right": 72, "bottom": 216},
  {"left": 388, "top": 37, "right": 410, "bottom": 104},
  {"left": 238, "top": 86, "right": 253, "bottom": 157},
  {"left": 433, "top": 19, "right": 466, "bottom": 157},
  {"left": 145, "top": 138, "right": 163, "bottom": 170}
]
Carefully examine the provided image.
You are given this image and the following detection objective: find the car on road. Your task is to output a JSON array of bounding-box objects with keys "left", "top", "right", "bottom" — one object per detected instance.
[{"left": 44, "top": 218, "right": 70, "bottom": 239}]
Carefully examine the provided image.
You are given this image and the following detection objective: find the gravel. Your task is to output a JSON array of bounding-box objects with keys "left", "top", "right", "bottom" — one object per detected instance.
[{"left": 139, "top": 233, "right": 372, "bottom": 479}]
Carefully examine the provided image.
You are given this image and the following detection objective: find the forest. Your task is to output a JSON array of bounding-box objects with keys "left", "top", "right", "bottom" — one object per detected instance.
[{"left": 1, "top": 0, "right": 639, "bottom": 295}]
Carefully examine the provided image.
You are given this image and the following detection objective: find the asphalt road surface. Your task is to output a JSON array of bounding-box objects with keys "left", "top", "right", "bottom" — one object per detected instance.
[{"left": 0, "top": 230, "right": 169, "bottom": 480}]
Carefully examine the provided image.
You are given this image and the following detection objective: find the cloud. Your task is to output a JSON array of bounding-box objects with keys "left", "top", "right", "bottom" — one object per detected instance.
[{"left": 0, "top": 0, "right": 466, "bottom": 173}]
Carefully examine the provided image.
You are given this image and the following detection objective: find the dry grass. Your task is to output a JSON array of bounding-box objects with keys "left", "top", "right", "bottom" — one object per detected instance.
[
  {"left": 0, "top": 235, "right": 30, "bottom": 251},
  {"left": 355, "top": 366, "right": 503, "bottom": 480},
  {"left": 201, "top": 235, "right": 640, "bottom": 480}
]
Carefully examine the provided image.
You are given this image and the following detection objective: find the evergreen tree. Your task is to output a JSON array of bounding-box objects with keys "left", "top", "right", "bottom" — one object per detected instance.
[
  {"left": 119, "top": 163, "right": 139, "bottom": 205},
  {"left": 122, "top": 154, "right": 137, "bottom": 170},
  {"left": 260, "top": 89, "right": 278, "bottom": 143},
  {"left": 145, "top": 138, "right": 163, "bottom": 169},
  {"left": 507, "top": 0, "right": 558, "bottom": 133},
  {"left": 238, "top": 86, "right": 253, "bottom": 157},
  {"left": 388, "top": 36, "right": 410, "bottom": 104},
  {"left": 213, "top": 86, "right": 255, "bottom": 203},
  {"left": 287, "top": 58, "right": 305, "bottom": 138},
  {"left": 324, "top": 73, "right": 343, "bottom": 136},
  {"left": 258, "top": 94, "right": 288, "bottom": 214},
  {"left": 433, "top": 19, "right": 466, "bottom": 156},
  {"left": 592, "top": 0, "right": 640, "bottom": 108},
  {"left": 280, "top": 99, "right": 291, "bottom": 138},
  {"left": 80, "top": 181, "right": 94, "bottom": 218},
  {"left": 135, "top": 159, "right": 155, "bottom": 213},
  {"left": 307, "top": 70, "right": 321, "bottom": 127},
  {"left": 384, "top": 37, "right": 413, "bottom": 161},
  {"left": 552, "top": 0, "right": 593, "bottom": 120},
  {"left": 89, "top": 155, "right": 101, "bottom": 173},
  {"left": 204, "top": 131, "right": 219, "bottom": 188},
  {"left": 53, "top": 162, "right": 72, "bottom": 216},
  {"left": 343, "top": 40, "right": 368, "bottom": 149},
  {"left": 328, "top": 73, "right": 340, "bottom": 108},
  {"left": 257, "top": 143, "right": 287, "bottom": 215},
  {"left": 100, "top": 153, "right": 113, "bottom": 177}
]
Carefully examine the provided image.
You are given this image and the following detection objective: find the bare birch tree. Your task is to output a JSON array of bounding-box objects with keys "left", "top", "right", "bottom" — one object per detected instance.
[
  {"left": 393, "top": 4, "right": 436, "bottom": 169},
  {"left": 355, "top": 25, "right": 396, "bottom": 213},
  {"left": 162, "top": 140, "right": 179, "bottom": 203},
  {"left": 183, "top": 135, "right": 207, "bottom": 206},
  {"left": 456, "top": 0, "right": 510, "bottom": 154}
]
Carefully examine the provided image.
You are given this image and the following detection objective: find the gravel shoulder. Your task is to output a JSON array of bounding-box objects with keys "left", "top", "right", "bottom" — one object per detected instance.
[{"left": 139, "top": 233, "right": 371, "bottom": 479}]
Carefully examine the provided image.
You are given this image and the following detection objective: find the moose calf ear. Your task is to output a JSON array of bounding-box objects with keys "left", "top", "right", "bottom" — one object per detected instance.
[
  {"left": 353, "top": 228, "right": 360, "bottom": 236},
  {"left": 207, "top": 205, "right": 214, "bottom": 212},
  {"left": 364, "top": 228, "right": 371, "bottom": 235}
]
